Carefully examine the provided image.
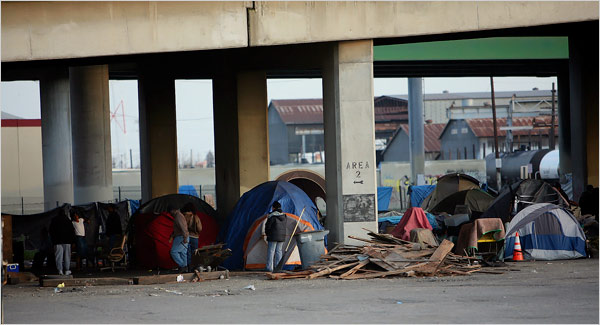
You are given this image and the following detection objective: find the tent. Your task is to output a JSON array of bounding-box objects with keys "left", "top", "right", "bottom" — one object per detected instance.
[
  {"left": 421, "top": 174, "right": 481, "bottom": 212},
  {"left": 408, "top": 185, "right": 436, "bottom": 208},
  {"left": 243, "top": 213, "right": 316, "bottom": 270},
  {"left": 219, "top": 181, "right": 323, "bottom": 270},
  {"left": 504, "top": 203, "right": 586, "bottom": 260},
  {"left": 429, "top": 189, "right": 495, "bottom": 218},
  {"left": 178, "top": 185, "right": 199, "bottom": 198},
  {"left": 480, "top": 179, "right": 568, "bottom": 223},
  {"left": 132, "top": 194, "right": 219, "bottom": 269},
  {"left": 390, "top": 207, "right": 432, "bottom": 241},
  {"left": 514, "top": 179, "right": 568, "bottom": 211}
]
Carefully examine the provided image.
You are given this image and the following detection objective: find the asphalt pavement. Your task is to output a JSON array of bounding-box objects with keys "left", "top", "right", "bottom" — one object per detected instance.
[{"left": 1, "top": 258, "right": 598, "bottom": 324}]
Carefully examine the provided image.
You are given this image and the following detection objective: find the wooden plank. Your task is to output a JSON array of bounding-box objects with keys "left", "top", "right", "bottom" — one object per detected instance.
[
  {"left": 41, "top": 277, "right": 133, "bottom": 287},
  {"left": 8, "top": 272, "right": 37, "bottom": 283},
  {"left": 307, "top": 261, "right": 360, "bottom": 279},
  {"left": 339, "top": 259, "right": 370, "bottom": 279},
  {"left": 368, "top": 258, "right": 397, "bottom": 271},
  {"left": 411, "top": 239, "right": 455, "bottom": 275},
  {"left": 134, "top": 271, "right": 229, "bottom": 285}
]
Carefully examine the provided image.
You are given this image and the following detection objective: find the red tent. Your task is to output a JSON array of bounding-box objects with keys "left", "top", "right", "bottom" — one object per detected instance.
[
  {"left": 132, "top": 194, "right": 219, "bottom": 269},
  {"left": 390, "top": 207, "right": 432, "bottom": 241}
]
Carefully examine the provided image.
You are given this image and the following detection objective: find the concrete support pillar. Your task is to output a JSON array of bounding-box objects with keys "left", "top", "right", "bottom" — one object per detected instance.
[
  {"left": 69, "top": 65, "right": 113, "bottom": 204},
  {"left": 322, "top": 40, "right": 377, "bottom": 246},
  {"left": 138, "top": 70, "right": 178, "bottom": 203},
  {"left": 40, "top": 71, "right": 74, "bottom": 210},
  {"left": 212, "top": 71, "right": 269, "bottom": 217},
  {"left": 568, "top": 32, "right": 599, "bottom": 199},
  {"left": 408, "top": 78, "right": 425, "bottom": 184},
  {"left": 557, "top": 72, "right": 572, "bottom": 175}
]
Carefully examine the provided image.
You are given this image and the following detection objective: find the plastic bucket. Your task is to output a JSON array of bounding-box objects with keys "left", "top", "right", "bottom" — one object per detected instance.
[{"left": 294, "top": 230, "right": 329, "bottom": 269}]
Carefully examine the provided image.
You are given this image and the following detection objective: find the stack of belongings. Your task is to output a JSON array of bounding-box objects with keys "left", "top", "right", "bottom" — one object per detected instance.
[{"left": 267, "top": 231, "right": 509, "bottom": 280}]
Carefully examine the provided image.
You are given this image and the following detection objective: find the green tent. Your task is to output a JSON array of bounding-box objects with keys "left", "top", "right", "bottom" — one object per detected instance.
[{"left": 429, "top": 189, "right": 495, "bottom": 218}]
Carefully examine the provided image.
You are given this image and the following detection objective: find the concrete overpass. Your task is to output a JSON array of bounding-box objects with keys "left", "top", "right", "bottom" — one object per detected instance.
[{"left": 2, "top": 1, "right": 598, "bottom": 246}]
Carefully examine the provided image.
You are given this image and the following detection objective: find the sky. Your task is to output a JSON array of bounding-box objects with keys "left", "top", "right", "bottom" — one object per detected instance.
[{"left": 1, "top": 76, "right": 558, "bottom": 168}]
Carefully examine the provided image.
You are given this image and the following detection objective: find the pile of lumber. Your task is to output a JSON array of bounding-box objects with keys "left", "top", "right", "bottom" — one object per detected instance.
[{"left": 269, "top": 232, "right": 489, "bottom": 280}]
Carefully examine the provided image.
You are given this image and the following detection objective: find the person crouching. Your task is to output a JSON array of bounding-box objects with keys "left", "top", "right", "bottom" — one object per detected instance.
[{"left": 265, "top": 201, "right": 287, "bottom": 272}]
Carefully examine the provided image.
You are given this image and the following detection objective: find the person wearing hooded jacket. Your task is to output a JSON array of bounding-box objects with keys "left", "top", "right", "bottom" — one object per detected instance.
[
  {"left": 265, "top": 201, "right": 287, "bottom": 272},
  {"left": 49, "top": 208, "right": 75, "bottom": 275}
]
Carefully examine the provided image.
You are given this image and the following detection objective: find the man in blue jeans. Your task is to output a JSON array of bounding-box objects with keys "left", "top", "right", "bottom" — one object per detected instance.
[{"left": 168, "top": 205, "right": 189, "bottom": 273}]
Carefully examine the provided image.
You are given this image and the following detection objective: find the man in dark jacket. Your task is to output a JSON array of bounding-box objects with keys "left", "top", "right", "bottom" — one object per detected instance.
[
  {"left": 265, "top": 201, "right": 287, "bottom": 272},
  {"left": 49, "top": 208, "right": 75, "bottom": 275}
]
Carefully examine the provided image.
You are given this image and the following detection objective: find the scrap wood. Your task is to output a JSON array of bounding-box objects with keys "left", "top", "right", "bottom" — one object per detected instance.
[
  {"left": 339, "top": 259, "right": 370, "bottom": 279},
  {"left": 307, "top": 261, "right": 359, "bottom": 279},
  {"left": 41, "top": 277, "right": 133, "bottom": 287}
]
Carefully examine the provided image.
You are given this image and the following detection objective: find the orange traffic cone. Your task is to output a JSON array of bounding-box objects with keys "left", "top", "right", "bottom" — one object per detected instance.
[{"left": 512, "top": 231, "right": 524, "bottom": 261}]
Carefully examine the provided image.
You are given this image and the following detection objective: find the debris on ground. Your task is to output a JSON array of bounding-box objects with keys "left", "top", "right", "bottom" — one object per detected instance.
[
  {"left": 243, "top": 284, "right": 256, "bottom": 290},
  {"left": 267, "top": 231, "right": 506, "bottom": 280}
]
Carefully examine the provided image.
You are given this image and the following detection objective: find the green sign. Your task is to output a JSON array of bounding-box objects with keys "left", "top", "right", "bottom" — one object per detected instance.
[{"left": 374, "top": 37, "right": 568, "bottom": 61}]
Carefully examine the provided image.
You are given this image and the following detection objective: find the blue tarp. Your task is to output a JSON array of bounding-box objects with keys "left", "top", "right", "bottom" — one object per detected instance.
[
  {"left": 178, "top": 185, "right": 199, "bottom": 198},
  {"left": 128, "top": 199, "right": 141, "bottom": 216},
  {"left": 377, "top": 187, "right": 393, "bottom": 211},
  {"left": 425, "top": 212, "right": 440, "bottom": 230},
  {"left": 409, "top": 185, "right": 436, "bottom": 208},
  {"left": 218, "top": 181, "right": 323, "bottom": 270}
]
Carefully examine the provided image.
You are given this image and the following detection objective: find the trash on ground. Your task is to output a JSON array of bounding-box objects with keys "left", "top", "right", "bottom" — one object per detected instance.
[
  {"left": 165, "top": 289, "right": 182, "bottom": 295},
  {"left": 243, "top": 284, "right": 256, "bottom": 290},
  {"left": 267, "top": 231, "right": 497, "bottom": 280}
]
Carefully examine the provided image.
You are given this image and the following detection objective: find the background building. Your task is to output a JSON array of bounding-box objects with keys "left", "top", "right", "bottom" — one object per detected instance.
[
  {"left": 439, "top": 116, "right": 558, "bottom": 160},
  {"left": 1, "top": 112, "right": 44, "bottom": 214},
  {"left": 268, "top": 96, "right": 408, "bottom": 165},
  {"left": 381, "top": 123, "right": 445, "bottom": 162}
]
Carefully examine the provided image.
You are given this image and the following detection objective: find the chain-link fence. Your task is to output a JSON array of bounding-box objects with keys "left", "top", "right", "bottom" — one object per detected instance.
[
  {"left": 1, "top": 197, "right": 45, "bottom": 215},
  {"left": 2, "top": 185, "right": 219, "bottom": 215}
]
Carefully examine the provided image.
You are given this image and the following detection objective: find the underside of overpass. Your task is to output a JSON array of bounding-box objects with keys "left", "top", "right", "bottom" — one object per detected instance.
[{"left": 2, "top": 6, "right": 597, "bottom": 246}]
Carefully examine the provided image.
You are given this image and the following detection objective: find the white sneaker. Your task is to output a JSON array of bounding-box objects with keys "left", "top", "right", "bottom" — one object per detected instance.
[
  {"left": 65, "top": 270, "right": 72, "bottom": 276},
  {"left": 58, "top": 270, "right": 64, "bottom": 275}
]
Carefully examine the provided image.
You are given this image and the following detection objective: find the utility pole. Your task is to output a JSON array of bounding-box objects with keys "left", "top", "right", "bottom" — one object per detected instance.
[
  {"left": 550, "top": 82, "right": 556, "bottom": 150},
  {"left": 505, "top": 95, "right": 514, "bottom": 152},
  {"left": 129, "top": 149, "right": 133, "bottom": 169},
  {"left": 490, "top": 77, "right": 502, "bottom": 190}
]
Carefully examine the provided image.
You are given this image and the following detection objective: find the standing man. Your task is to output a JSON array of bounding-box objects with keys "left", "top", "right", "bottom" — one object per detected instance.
[
  {"left": 183, "top": 203, "right": 203, "bottom": 271},
  {"left": 49, "top": 208, "right": 75, "bottom": 275},
  {"left": 71, "top": 211, "right": 88, "bottom": 270},
  {"left": 265, "top": 201, "right": 287, "bottom": 272},
  {"left": 168, "top": 205, "right": 189, "bottom": 273},
  {"left": 105, "top": 205, "right": 123, "bottom": 249}
]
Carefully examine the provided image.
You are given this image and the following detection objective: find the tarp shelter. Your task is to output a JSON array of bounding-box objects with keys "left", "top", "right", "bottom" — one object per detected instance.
[
  {"left": 377, "top": 187, "right": 393, "bottom": 211},
  {"left": 514, "top": 179, "right": 568, "bottom": 212},
  {"left": 132, "top": 194, "right": 219, "bottom": 269},
  {"left": 479, "top": 181, "right": 523, "bottom": 223},
  {"left": 504, "top": 203, "right": 586, "bottom": 260},
  {"left": 421, "top": 174, "right": 481, "bottom": 212},
  {"left": 429, "top": 189, "right": 495, "bottom": 218},
  {"left": 178, "top": 185, "right": 199, "bottom": 198},
  {"left": 390, "top": 207, "right": 432, "bottom": 241},
  {"left": 219, "top": 181, "right": 323, "bottom": 270},
  {"left": 243, "top": 213, "right": 316, "bottom": 270},
  {"left": 408, "top": 185, "right": 436, "bottom": 208},
  {"left": 480, "top": 179, "right": 568, "bottom": 223}
]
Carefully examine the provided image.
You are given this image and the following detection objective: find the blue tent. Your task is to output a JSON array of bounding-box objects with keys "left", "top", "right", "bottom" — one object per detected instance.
[
  {"left": 219, "top": 181, "right": 323, "bottom": 270},
  {"left": 377, "top": 187, "right": 393, "bottom": 211},
  {"left": 409, "top": 185, "right": 436, "bottom": 208},
  {"left": 178, "top": 185, "right": 199, "bottom": 197}
]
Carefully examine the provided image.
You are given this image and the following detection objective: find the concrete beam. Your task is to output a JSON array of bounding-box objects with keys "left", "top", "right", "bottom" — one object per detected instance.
[
  {"left": 69, "top": 65, "right": 113, "bottom": 204},
  {"left": 2, "top": 2, "right": 597, "bottom": 62},
  {"left": 249, "top": 2, "right": 598, "bottom": 46},
  {"left": 212, "top": 70, "right": 270, "bottom": 218},
  {"left": 322, "top": 40, "right": 377, "bottom": 246},
  {"left": 568, "top": 31, "right": 599, "bottom": 199},
  {"left": 138, "top": 69, "right": 178, "bottom": 203},
  {"left": 1, "top": 1, "right": 248, "bottom": 62},
  {"left": 40, "top": 71, "right": 74, "bottom": 210}
]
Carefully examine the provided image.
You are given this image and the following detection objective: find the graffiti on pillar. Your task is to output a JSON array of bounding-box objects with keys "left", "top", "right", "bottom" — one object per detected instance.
[
  {"left": 346, "top": 161, "right": 370, "bottom": 184},
  {"left": 343, "top": 194, "right": 375, "bottom": 222}
]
